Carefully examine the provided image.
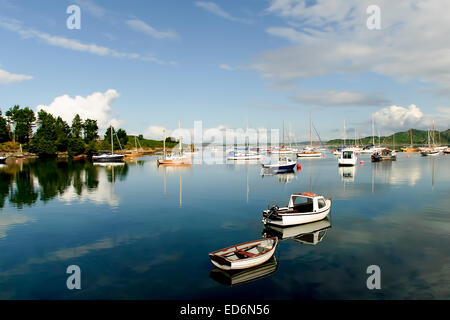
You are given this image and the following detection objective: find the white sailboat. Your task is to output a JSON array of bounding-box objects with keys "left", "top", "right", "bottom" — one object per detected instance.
[
  {"left": 297, "top": 113, "right": 322, "bottom": 158},
  {"left": 93, "top": 125, "right": 125, "bottom": 162},
  {"left": 157, "top": 121, "right": 192, "bottom": 165}
]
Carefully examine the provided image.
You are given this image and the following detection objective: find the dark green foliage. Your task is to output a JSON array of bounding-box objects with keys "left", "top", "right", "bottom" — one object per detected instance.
[
  {"left": 0, "top": 110, "right": 10, "bottom": 143},
  {"left": 85, "top": 140, "right": 98, "bottom": 156},
  {"left": 67, "top": 137, "right": 86, "bottom": 156},
  {"left": 83, "top": 119, "right": 99, "bottom": 143},
  {"left": 103, "top": 126, "right": 127, "bottom": 149},
  {"left": 5, "top": 105, "right": 36, "bottom": 143},
  {"left": 71, "top": 114, "right": 83, "bottom": 139},
  {"left": 116, "top": 128, "right": 128, "bottom": 148}
]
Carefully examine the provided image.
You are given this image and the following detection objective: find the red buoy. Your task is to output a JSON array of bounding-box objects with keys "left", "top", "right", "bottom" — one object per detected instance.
[
  {"left": 297, "top": 164, "right": 301, "bottom": 170},
  {"left": 360, "top": 160, "right": 364, "bottom": 165}
]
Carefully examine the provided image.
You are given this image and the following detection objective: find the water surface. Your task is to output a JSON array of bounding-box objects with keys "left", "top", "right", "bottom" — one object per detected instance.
[{"left": 0, "top": 152, "right": 449, "bottom": 299}]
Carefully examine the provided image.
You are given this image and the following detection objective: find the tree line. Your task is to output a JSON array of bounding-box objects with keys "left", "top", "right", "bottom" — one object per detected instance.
[{"left": 0, "top": 105, "right": 129, "bottom": 157}]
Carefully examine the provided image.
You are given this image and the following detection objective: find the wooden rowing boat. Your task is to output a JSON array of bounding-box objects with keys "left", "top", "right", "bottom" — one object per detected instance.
[{"left": 209, "top": 237, "right": 278, "bottom": 271}]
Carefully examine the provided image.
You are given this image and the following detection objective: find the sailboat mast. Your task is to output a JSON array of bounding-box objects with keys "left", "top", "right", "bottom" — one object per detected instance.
[
  {"left": 310, "top": 113, "right": 312, "bottom": 147},
  {"left": 110, "top": 125, "right": 113, "bottom": 155},
  {"left": 344, "top": 120, "right": 346, "bottom": 146},
  {"left": 178, "top": 120, "right": 182, "bottom": 153},
  {"left": 282, "top": 121, "right": 285, "bottom": 148},
  {"left": 372, "top": 116, "right": 375, "bottom": 146},
  {"left": 410, "top": 129, "right": 413, "bottom": 147},
  {"left": 163, "top": 129, "right": 166, "bottom": 158}
]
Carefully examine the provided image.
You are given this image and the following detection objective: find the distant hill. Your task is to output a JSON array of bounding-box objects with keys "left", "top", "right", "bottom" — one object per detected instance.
[{"left": 326, "top": 129, "right": 450, "bottom": 146}]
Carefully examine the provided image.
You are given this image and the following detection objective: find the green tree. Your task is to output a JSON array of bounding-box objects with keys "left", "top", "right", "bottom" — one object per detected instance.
[
  {"left": 83, "top": 119, "right": 99, "bottom": 143},
  {"left": 29, "top": 110, "right": 57, "bottom": 157},
  {"left": 67, "top": 137, "right": 85, "bottom": 156},
  {"left": 5, "top": 105, "right": 36, "bottom": 143},
  {"left": 0, "top": 110, "right": 10, "bottom": 143},
  {"left": 55, "top": 117, "right": 70, "bottom": 152},
  {"left": 85, "top": 140, "right": 98, "bottom": 156},
  {"left": 116, "top": 128, "right": 128, "bottom": 148},
  {"left": 71, "top": 114, "right": 83, "bottom": 139}
]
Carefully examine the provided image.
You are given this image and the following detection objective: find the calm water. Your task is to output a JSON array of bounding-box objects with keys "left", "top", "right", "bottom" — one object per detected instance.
[{"left": 0, "top": 152, "right": 449, "bottom": 299}]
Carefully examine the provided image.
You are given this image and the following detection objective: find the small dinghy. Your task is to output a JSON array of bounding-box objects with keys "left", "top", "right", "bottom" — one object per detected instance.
[
  {"left": 209, "top": 237, "right": 278, "bottom": 271},
  {"left": 262, "top": 193, "right": 332, "bottom": 227}
]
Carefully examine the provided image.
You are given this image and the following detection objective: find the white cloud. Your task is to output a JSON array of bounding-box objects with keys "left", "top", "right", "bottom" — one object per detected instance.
[
  {"left": 73, "top": 0, "right": 105, "bottom": 18},
  {"left": 126, "top": 19, "right": 179, "bottom": 40},
  {"left": 0, "top": 18, "right": 175, "bottom": 65},
  {"left": 254, "top": 0, "right": 450, "bottom": 94},
  {"left": 195, "top": 2, "right": 252, "bottom": 24},
  {"left": 37, "top": 89, "right": 122, "bottom": 130},
  {"left": 372, "top": 104, "right": 450, "bottom": 131},
  {"left": 144, "top": 126, "right": 170, "bottom": 140},
  {"left": 219, "top": 64, "right": 233, "bottom": 71},
  {"left": 292, "top": 90, "right": 389, "bottom": 107},
  {"left": 0, "top": 68, "right": 32, "bottom": 84}
]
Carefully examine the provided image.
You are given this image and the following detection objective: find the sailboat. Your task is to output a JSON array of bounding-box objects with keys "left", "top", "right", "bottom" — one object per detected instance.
[
  {"left": 420, "top": 123, "right": 439, "bottom": 156},
  {"left": 92, "top": 125, "right": 125, "bottom": 162},
  {"left": 227, "top": 121, "right": 261, "bottom": 160},
  {"left": 296, "top": 113, "right": 322, "bottom": 158},
  {"left": 401, "top": 129, "right": 418, "bottom": 152},
  {"left": 157, "top": 121, "right": 192, "bottom": 165},
  {"left": 124, "top": 135, "right": 145, "bottom": 158},
  {"left": 263, "top": 121, "right": 296, "bottom": 172}
]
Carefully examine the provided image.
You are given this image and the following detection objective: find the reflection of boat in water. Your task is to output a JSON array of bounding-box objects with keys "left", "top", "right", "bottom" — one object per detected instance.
[
  {"left": 262, "top": 193, "right": 332, "bottom": 226},
  {"left": 263, "top": 217, "right": 331, "bottom": 245},
  {"left": 338, "top": 166, "right": 356, "bottom": 182},
  {"left": 261, "top": 168, "right": 296, "bottom": 184},
  {"left": 209, "top": 237, "right": 278, "bottom": 271},
  {"left": 209, "top": 256, "right": 278, "bottom": 286},
  {"left": 93, "top": 162, "right": 125, "bottom": 167}
]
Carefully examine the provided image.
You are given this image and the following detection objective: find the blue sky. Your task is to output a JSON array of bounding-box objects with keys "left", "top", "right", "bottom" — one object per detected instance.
[{"left": 1, "top": 0, "right": 450, "bottom": 141}]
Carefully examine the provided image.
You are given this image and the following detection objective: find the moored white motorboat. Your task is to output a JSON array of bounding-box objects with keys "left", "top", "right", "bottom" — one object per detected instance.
[
  {"left": 0, "top": 156, "right": 6, "bottom": 164},
  {"left": 261, "top": 157, "right": 296, "bottom": 172},
  {"left": 209, "top": 237, "right": 278, "bottom": 271},
  {"left": 337, "top": 149, "right": 357, "bottom": 166},
  {"left": 262, "top": 193, "right": 332, "bottom": 227}
]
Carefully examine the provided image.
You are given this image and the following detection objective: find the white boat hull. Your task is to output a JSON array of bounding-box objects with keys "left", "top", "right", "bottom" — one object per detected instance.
[
  {"left": 263, "top": 200, "right": 331, "bottom": 227},
  {"left": 296, "top": 152, "right": 322, "bottom": 158}
]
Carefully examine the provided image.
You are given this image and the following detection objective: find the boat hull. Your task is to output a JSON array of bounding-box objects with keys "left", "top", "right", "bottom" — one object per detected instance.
[
  {"left": 92, "top": 155, "right": 124, "bottom": 162},
  {"left": 0, "top": 157, "right": 6, "bottom": 164},
  {"left": 209, "top": 238, "right": 278, "bottom": 271},
  {"left": 262, "top": 200, "right": 332, "bottom": 227},
  {"left": 261, "top": 162, "right": 296, "bottom": 172},
  {"left": 296, "top": 152, "right": 322, "bottom": 158}
]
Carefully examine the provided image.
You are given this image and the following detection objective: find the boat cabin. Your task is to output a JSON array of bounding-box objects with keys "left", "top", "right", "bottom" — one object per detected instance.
[{"left": 288, "top": 193, "right": 327, "bottom": 213}]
